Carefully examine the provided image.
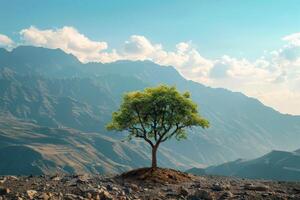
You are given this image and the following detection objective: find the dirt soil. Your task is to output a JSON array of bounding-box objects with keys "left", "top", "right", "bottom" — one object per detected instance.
[
  {"left": 1, "top": 169, "right": 300, "bottom": 199},
  {"left": 119, "top": 167, "right": 195, "bottom": 184}
]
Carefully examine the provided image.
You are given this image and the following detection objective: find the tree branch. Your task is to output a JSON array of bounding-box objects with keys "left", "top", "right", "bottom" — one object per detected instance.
[
  {"left": 134, "top": 105, "right": 154, "bottom": 148},
  {"left": 161, "top": 123, "right": 186, "bottom": 142}
]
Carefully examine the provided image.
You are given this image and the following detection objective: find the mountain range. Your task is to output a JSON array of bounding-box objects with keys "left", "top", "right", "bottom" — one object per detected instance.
[
  {"left": 1, "top": 46, "right": 300, "bottom": 175},
  {"left": 187, "top": 149, "right": 300, "bottom": 181}
]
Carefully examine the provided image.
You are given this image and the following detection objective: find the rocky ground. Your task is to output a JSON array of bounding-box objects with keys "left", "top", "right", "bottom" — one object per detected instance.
[{"left": 0, "top": 168, "right": 300, "bottom": 200}]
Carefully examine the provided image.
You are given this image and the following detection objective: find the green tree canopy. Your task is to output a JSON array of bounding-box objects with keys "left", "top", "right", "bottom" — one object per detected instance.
[{"left": 107, "top": 85, "right": 209, "bottom": 168}]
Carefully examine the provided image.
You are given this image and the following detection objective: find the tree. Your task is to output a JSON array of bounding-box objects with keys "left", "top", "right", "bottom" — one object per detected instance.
[{"left": 106, "top": 85, "right": 209, "bottom": 169}]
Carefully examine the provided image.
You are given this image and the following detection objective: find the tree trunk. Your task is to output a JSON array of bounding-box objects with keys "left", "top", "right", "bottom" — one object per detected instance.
[{"left": 151, "top": 146, "right": 158, "bottom": 169}]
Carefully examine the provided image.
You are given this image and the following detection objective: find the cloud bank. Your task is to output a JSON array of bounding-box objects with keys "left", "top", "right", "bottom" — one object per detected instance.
[
  {"left": 0, "top": 34, "right": 14, "bottom": 48},
  {"left": 2, "top": 26, "right": 300, "bottom": 115}
]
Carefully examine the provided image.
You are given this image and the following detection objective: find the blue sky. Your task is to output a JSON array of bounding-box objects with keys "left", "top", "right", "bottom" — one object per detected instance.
[
  {"left": 1, "top": 0, "right": 300, "bottom": 115},
  {"left": 1, "top": 0, "right": 300, "bottom": 59}
]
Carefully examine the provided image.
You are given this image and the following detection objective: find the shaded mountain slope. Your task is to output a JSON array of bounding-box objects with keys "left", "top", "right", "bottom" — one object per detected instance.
[{"left": 187, "top": 149, "right": 300, "bottom": 181}]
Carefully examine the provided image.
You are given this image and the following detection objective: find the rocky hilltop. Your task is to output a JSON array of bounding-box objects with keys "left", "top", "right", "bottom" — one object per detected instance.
[{"left": 0, "top": 168, "right": 299, "bottom": 200}]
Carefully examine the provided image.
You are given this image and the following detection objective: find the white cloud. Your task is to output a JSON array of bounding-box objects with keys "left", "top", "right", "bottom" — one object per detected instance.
[
  {"left": 120, "top": 36, "right": 213, "bottom": 81},
  {"left": 19, "top": 26, "right": 118, "bottom": 63},
  {"left": 282, "top": 33, "right": 300, "bottom": 46},
  {"left": 13, "top": 26, "right": 300, "bottom": 114},
  {"left": 123, "top": 35, "right": 160, "bottom": 58},
  {"left": 0, "top": 34, "right": 14, "bottom": 47}
]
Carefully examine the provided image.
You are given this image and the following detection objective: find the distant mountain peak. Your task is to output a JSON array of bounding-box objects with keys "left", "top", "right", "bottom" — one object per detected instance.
[
  {"left": 11, "top": 45, "right": 81, "bottom": 65},
  {"left": 0, "top": 48, "right": 9, "bottom": 54},
  {"left": 294, "top": 148, "right": 300, "bottom": 154}
]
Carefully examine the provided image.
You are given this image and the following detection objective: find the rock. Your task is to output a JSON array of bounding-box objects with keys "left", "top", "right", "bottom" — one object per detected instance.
[
  {"left": 27, "top": 190, "right": 38, "bottom": 199},
  {"left": 244, "top": 184, "right": 269, "bottom": 191},
  {"left": 124, "top": 187, "right": 132, "bottom": 194},
  {"left": 188, "top": 189, "right": 215, "bottom": 200},
  {"left": 86, "top": 192, "right": 92, "bottom": 199},
  {"left": 7, "top": 176, "right": 18, "bottom": 181},
  {"left": 99, "top": 190, "right": 114, "bottom": 200},
  {"left": 293, "top": 187, "right": 300, "bottom": 194},
  {"left": 38, "top": 193, "right": 50, "bottom": 200},
  {"left": 77, "top": 178, "right": 88, "bottom": 184},
  {"left": 219, "top": 191, "right": 233, "bottom": 199},
  {"left": 65, "top": 193, "right": 79, "bottom": 200},
  {"left": 0, "top": 178, "right": 6, "bottom": 184},
  {"left": 0, "top": 187, "right": 10, "bottom": 195},
  {"left": 51, "top": 176, "right": 61, "bottom": 181},
  {"left": 67, "top": 179, "right": 78, "bottom": 187},
  {"left": 106, "top": 184, "right": 113, "bottom": 191},
  {"left": 211, "top": 183, "right": 231, "bottom": 191},
  {"left": 262, "top": 193, "right": 269, "bottom": 197},
  {"left": 130, "top": 184, "right": 139, "bottom": 192},
  {"left": 94, "top": 194, "right": 101, "bottom": 200},
  {"left": 178, "top": 186, "right": 189, "bottom": 196},
  {"left": 76, "top": 175, "right": 89, "bottom": 184}
]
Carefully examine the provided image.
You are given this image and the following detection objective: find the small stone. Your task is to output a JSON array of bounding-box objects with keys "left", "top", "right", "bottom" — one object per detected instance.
[
  {"left": 0, "top": 187, "right": 10, "bottom": 195},
  {"left": 293, "top": 187, "right": 300, "bottom": 193},
  {"left": 86, "top": 192, "right": 92, "bottom": 199},
  {"left": 38, "top": 193, "right": 50, "bottom": 200},
  {"left": 95, "top": 194, "right": 100, "bottom": 200},
  {"left": 212, "top": 183, "right": 223, "bottom": 191},
  {"left": 130, "top": 184, "right": 139, "bottom": 192},
  {"left": 65, "top": 193, "right": 78, "bottom": 200},
  {"left": 76, "top": 175, "right": 89, "bottom": 184},
  {"left": 178, "top": 186, "right": 189, "bottom": 196},
  {"left": 244, "top": 184, "right": 269, "bottom": 191},
  {"left": 51, "top": 176, "right": 60, "bottom": 181},
  {"left": 212, "top": 183, "right": 230, "bottom": 191},
  {"left": 124, "top": 187, "right": 132, "bottom": 194},
  {"left": 262, "top": 193, "right": 269, "bottom": 197},
  {"left": 27, "top": 190, "right": 38, "bottom": 199},
  {"left": 106, "top": 184, "right": 113, "bottom": 191},
  {"left": 8, "top": 176, "right": 18, "bottom": 181},
  {"left": 188, "top": 189, "right": 214, "bottom": 200},
  {"left": 0, "top": 178, "right": 6, "bottom": 184},
  {"left": 99, "top": 190, "right": 113, "bottom": 200},
  {"left": 219, "top": 191, "right": 234, "bottom": 199}
]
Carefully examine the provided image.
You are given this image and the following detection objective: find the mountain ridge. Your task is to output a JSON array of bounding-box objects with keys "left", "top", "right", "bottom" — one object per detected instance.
[
  {"left": 1, "top": 46, "right": 300, "bottom": 174},
  {"left": 187, "top": 149, "right": 300, "bottom": 181}
]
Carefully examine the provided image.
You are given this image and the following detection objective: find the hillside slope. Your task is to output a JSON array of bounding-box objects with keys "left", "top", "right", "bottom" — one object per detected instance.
[{"left": 0, "top": 116, "right": 199, "bottom": 175}]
